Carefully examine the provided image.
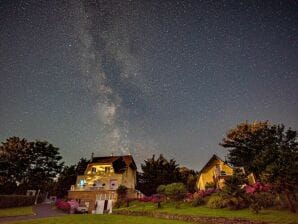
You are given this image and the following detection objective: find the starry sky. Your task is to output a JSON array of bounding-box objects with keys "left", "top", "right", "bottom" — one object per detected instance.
[{"left": 0, "top": 0, "right": 297, "bottom": 170}]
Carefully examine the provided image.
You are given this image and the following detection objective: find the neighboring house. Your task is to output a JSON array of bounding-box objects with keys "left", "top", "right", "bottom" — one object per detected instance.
[
  {"left": 68, "top": 154, "right": 141, "bottom": 213},
  {"left": 196, "top": 154, "right": 256, "bottom": 190}
]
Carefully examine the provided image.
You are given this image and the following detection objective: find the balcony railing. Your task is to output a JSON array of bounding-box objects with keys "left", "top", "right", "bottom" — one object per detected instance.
[{"left": 70, "top": 185, "right": 118, "bottom": 191}]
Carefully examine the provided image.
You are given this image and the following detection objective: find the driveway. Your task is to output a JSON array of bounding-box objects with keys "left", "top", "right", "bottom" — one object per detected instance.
[{"left": 0, "top": 203, "right": 66, "bottom": 223}]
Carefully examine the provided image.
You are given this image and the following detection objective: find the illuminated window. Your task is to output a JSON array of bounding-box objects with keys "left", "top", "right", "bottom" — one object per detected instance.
[
  {"left": 105, "top": 167, "right": 110, "bottom": 173},
  {"left": 79, "top": 179, "right": 86, "bottom": 187}
]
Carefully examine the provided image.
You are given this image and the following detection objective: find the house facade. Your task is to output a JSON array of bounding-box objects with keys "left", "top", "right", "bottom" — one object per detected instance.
[
  {"left": 196, "top": 154, "right": 256, "bottom": 190},
  {"left": 196, "top": 154, "right": 234, "bottom": 190},
  {"left": 68, "top": 155, "right": 140, "bottom": 213}
]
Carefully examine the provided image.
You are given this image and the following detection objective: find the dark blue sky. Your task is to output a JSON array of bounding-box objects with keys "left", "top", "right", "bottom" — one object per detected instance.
[{"left": 1, "top": 0, "right": 297, "bottom": 170}]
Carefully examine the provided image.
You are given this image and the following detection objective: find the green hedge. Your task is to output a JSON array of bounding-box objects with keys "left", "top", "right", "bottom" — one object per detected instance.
[{"left": 0, "top": 195, "right": 35, "bottom": 208}]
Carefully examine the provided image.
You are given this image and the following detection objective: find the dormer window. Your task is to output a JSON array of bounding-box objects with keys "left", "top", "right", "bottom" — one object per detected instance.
[
  {"left": 105, "top": 167, "right": 110, "bottom": 173},
  {"left": 91, "top": 167, "right": 96, "bottom": 174}
]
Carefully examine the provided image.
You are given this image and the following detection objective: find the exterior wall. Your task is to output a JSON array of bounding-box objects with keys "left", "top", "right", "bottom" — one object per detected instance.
[
  {"left": 197, "top": 159, "right": 234, "bottom": 190},
  {"left": 121, "top": 167, "right": 136, "bottom": 189},
  {"left": 68, "top": 190, "right": 116, "bottom": 213}
]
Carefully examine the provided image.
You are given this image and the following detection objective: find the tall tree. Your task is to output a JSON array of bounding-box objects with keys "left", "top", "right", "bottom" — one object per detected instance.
[
  {"left": 25, "top": 141, "right": 63, "bottom": 191},
  {"left": 55, "top": 165, "right": 77, "bottom": 198},
  {"left": 0, "top": 137, "right": 63, "bottom": 194},
  {"left": 0, "top": 137, "right": 31, "bottom": 193},
  {"left": 179, "top": 167, "right": 198, "bottom": 193},
  {"left": 220, "top": 121, "right": 298, "bottom": 212},
  {"left": 54, "top": 157, "right": 88, "bottom": 198},
  {"left": 136, "top": 154, "right": 181, "bottom": 196}
]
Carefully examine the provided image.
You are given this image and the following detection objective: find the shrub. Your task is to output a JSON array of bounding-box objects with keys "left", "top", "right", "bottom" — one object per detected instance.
[
  {"left": 206, "top": 194, "right": 228, "bottom": 209},
  {"left": 55, "top": 200, "right": 71, "bottom": 212},
  {"left": 156, "top": 185, "right": 166, "bottom": 194},
  {"left": 191, "top": 197, "right": 204, "bottom": 207},
  {"left": 116, "top": 185, "right": 128, "bottom": 200},
  {"left": 226, "top": 197, "right": 248, "bottom": 210},
  {"left": 0, "top": 195, "right": 35, "bottom": 208},
  {"left": 249, "top": 192, "right": 275, "bottom": 213}
]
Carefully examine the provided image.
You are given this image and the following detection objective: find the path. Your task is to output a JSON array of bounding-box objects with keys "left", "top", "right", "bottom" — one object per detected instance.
[{"left": 0, "top": 203, "right": 66, "bottom": 223}]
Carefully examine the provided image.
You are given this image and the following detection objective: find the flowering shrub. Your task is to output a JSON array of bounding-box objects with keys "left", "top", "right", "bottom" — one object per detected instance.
[
  {"left": 197, "top": 188, "right": 217, "bottom": 197},
  {"left": 244, "top": 182, "right": 271, "bottom": 194},
  {"left": 139, "top": 194, "right": 163, "bottom": 203},
  {"left": 55, "top": 199, "right": 78, "bottom": 213}
]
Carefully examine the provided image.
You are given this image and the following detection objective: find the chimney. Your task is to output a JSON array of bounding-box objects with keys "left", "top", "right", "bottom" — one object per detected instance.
[{"left": 91, "top": 152, "right": 94, "bottom": 162}]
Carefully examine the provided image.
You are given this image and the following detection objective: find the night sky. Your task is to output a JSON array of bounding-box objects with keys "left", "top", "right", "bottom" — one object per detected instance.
[{"left": 1, "top": 0, "right": 297, "bottom": 170}]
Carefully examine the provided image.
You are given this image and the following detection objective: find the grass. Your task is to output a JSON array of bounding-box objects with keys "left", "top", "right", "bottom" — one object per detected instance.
[
  {"left": 0, "top": 206, "right": 34, "bottom": 218},
  {"left": 116, "top": 201, "right": 298, "bottom": 224},
  {"left": 7, "top": 214, "right": 190, "bottom": 224}
]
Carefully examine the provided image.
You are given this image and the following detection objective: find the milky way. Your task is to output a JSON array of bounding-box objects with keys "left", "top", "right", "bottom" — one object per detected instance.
[{"left": 0, "top": 0, "right": 297, "bottom": 169}]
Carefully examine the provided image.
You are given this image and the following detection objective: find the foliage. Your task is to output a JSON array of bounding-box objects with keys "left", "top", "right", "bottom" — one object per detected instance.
[
  {"left": 206, "top": 194, "right": 228, "bottom": 209},
  {"left": 116, "top": 185, "right": 128, "bottom": 207},
  {"left": 196, "top": 188, "right": 217, "bottom": 197},
  {"left": 54, "top": 157, "right": 88, "bottom": 198},
  {"left": 249, "top": 192, "right": 275, "bottom": 214},
  {"left": 0, "top": 137, "right": 63, "bottom": 194},
  {"left": 204, "top": 182, "right": 215, "bottom": 189},
  {"left": 117, "top": 185, "right": 128, "bottom": 199},
  {"left": 179, "top": 167, "right": 198, "bottom": 193},
  {"left": 222, "top": 168, "right": 247, "bottom": 197},
  {"left": 137, "top": 155, "right": 181, "bottom": 196},
  {"left": 163, "top": 183, "right": 187, "bottom": 208},
  {"left": 55, "top": 200, "right": 71, "bottom": 212},
  {"left": 220, "top": 121, "right": 298, "bottom": 212},
  {"left": 0, "top": 195, "right": 35, "bottom": 208},
  {"left": 54, "top": 165, "right": 77, "bottom": 198},
  {"left": 191, "top": 197, "right": 204, "bottom": 207},
  {"left": 156, "top": 185, "right": 166, "bottom": 194}
]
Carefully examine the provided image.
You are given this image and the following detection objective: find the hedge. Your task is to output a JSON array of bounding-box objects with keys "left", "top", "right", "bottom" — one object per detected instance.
[{"left": 0, "top": 195, "right": 35, "bottom": 208}]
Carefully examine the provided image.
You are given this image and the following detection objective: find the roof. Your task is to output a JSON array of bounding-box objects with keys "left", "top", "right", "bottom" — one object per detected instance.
[
  {"left": 198, "top": 154, "right": 233, "bottom": 174},
  {"left": 89, "top": 155, "right": 137, "bottom": 172}
]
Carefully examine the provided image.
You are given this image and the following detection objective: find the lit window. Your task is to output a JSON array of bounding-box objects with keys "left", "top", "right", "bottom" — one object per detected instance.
[{"left": 105, "top": 167, "right": 110, "bottom": 173}]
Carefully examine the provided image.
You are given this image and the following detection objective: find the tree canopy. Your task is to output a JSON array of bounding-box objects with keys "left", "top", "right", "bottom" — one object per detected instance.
[
  {"left": 0, "top": 137, "right": 63, "bottom": 194},
  {"left": 220, "top": 121, "right": 298, "bottom": 212},
  {"left": 136, "top": 154, "right": 181, "bottom": 196}
]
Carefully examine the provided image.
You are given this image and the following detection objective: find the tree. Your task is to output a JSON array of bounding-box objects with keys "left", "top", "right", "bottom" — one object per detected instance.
[
  {"left": 75, "top": 158, "right": 88, "bottom": 175},
  {"left": 0, "top": 137, "right": 31, "bottom": 193},
  {"left": 220, "top": 121, "right": 298, "bottom": 212},
  {"left": 179, "top": 167, "right": 198, "bottom": 193},
  {"left": 136, "top": 154, "right": 181, "bottom": 196},
  {"left": 0, "top": 137, "right": 63, "bottom": 194},
  {"left": 55, "top": 165, "right": 77, "bottom": 198},
  {"left": 54, "top": 157, "right": 88, "bottom": 198}
]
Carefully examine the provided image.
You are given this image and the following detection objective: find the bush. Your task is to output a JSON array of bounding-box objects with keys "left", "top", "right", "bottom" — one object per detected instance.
[
  {"left": 226, "top": 197, "right": 248, "bottom": 210},
  {"left": 191, "top": 197, "right": 204, "bottom": 207},
  {"left": 206, "top": 194, "right": 228, "bottom": 209},
  {"left": 55, "top": 200, "right": 71, "bottom": 212},
  {"left": 156, "top": 185, "right": 166, "bottom": 194},
  {"left": 249, "top": 192, "right": 275, "bottom": 213},
  {"left": 0, "top": 195, "right": 35, "bottom": 208}
]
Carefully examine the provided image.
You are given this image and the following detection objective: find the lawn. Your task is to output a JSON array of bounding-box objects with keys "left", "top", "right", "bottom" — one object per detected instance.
[
  {"left": 0, "top": 206, "right": 34, "bottom": 218},
  {"left": 7, "top": 214, "right": 190, "bottom": 224},
  {"left": 116, "top": 201, "right": 298, "bottom": 224}
]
